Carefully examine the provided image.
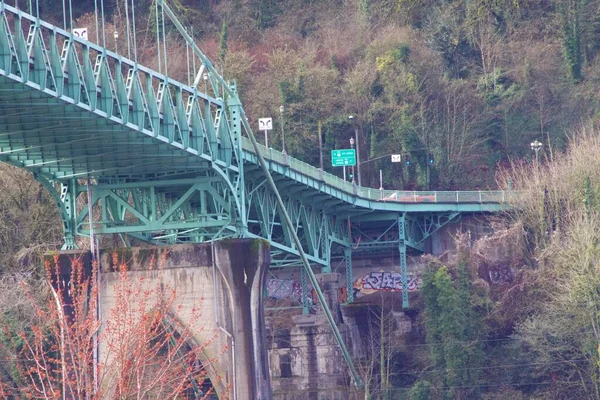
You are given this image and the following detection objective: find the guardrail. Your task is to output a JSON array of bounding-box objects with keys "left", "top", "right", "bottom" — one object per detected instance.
[{"left": 241, "top": 138, "right": 513, "bottom": 204}]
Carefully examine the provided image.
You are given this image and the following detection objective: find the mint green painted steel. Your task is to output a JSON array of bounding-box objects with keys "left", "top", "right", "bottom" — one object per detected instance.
[
  {"left": 344, "top": 247, "right": 353, "bottom": 303},
  {"left": 0, "top": 2, "right": 249, "bottom": 244},
  {"left": 242, "top": 139, "right": 510, "bottom": 213},
  {"left": 404, "top": 212, "right": 460, "bottom": 251},
  {"left": 244, "top": 171, "right": 351, "bottom": 268},
  {"left": 341, "top": 212, "right": 461, "bottom": 309},
  {"left": 300, "top": 265, "right": 310, "bottom": 315},
  {"left": 398, "top": 214, "right": 409, "bottom": 308}
]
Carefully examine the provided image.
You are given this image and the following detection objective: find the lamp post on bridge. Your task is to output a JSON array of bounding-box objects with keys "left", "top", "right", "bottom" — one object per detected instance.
[
  {"left": 203, "top": 72, "right": 209, "bottom": 94},
  {"left": 113, "top": 31, "right": 119, "bottom": 53},
  {"left": 531, "top": 140, "right": 542, "bottom": 164},
  {"left": 280, "top": 105, "right": 286, "bottom": 155},
  {"left": 348, "top": 115, "right": 361, "bottom": 186},
  {"left": 349, "top": 137, "right": 355, "bottom": 185}
]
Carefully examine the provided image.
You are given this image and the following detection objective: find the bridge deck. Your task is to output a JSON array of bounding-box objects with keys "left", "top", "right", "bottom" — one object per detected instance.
[{"left": 242, "top": 139, "right": 507, "bottom": 213}]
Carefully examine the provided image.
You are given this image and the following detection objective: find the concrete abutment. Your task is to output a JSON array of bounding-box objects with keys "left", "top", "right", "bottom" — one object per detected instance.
[{"left": 51, "top": 239, "right": 272, "bottom": 400}]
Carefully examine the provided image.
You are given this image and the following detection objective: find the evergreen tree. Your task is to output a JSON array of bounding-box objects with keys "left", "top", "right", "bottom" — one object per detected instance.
[
  {"left": 419, "top": 263, "right": 484, "bottom": 399},
  {"left": 559, "top": 0, "right": 583, "bottom": 81},
  {"left": 219, "top": 21, "right": 228, "bottom": 71},
  {"left": 358, "top": 0, "right": 371, "bottom": 26}
]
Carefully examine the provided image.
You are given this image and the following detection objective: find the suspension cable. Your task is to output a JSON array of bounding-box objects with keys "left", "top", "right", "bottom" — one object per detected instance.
[
  {"left": 100, "top": 0, "right": 106, "bottom": 48},
  {"left": 186, "top": 36, "right": 190, "bottom": 85},
  {"left": 131, "top": 0, "right": 137, "bottom": 63},
  {"left": 68, "top": 0, "right": 73, "bottom": 31},
  {"left": 155, "top": 0, "right": 161, "bottom": 73},
  {"left": 161, "top": 1, "right": 167, "bottom": 76},
  {"left": 191, "top": 26, "right": 196, "bottom": 87},
  {"left": 94, "top": 0, "right": 99, "bottom": 43},
  {"left": 124, "top": 0, "right": 131, "bottom": 59},
  {"left": 62, "top": 0, "right": 66, "bottom": 30}
]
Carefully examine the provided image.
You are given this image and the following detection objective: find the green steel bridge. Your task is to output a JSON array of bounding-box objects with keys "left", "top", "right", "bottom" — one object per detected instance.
[{"left": 0, "top": 2, "right": 510, "bottom": 383}]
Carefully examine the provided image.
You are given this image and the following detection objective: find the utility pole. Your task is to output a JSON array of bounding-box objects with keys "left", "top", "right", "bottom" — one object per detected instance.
[
  {"left": 350, "top": 137, "right": 356, "bottom": 185},
  {"left": 318, "top": 121, "right": 324, "bottom": 171}
]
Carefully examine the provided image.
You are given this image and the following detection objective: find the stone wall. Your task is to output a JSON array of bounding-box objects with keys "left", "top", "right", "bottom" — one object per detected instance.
[{"left": 268, "top": 273, "right": 360, "bottom": 400}]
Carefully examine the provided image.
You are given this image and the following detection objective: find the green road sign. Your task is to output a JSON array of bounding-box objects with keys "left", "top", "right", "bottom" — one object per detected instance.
[{"left": 331, "top": 149, "right": 356, "bottom": 167}]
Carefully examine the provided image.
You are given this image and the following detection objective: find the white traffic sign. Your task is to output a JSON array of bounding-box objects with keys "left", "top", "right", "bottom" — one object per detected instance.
[
  {"left": 258, "top": 118, "right": 273, "bottom": 131},
  {"left": 72, "top": 28, "right": 88, "bottom": 40},
  {"left": 391, "top": 154, "right": 402, "bottom": 163}
]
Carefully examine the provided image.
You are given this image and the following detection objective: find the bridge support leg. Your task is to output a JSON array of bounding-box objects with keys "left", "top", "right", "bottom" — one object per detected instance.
[
  {"left": 211, "top": 239, "right": 272, "bottom": 399},
  {"left": 344, "top": 247, "right": 353, "bottom": 303},
  {"left": 34, "top": 175, "right": 80, "bottom": 250},
  {"left": 398, "top": 213, "right": 409, "bottom": 309},
  {"left": 300, "top": 265, "right": 310, "bottom": 315},
  {"left": 60, "top": 180, "right": 79, "bottom": 250}
]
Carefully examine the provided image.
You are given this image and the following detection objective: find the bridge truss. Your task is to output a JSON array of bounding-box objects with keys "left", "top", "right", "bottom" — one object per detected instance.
[{"left": 0, "top": 0, "right": 506, "bottom": 386}]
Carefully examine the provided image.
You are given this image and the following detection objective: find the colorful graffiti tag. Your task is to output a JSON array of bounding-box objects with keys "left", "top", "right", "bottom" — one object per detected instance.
[
  {"left": 266, "top": 278, "right": 314, "bottom": 304},
  {"left": 353, "top": 271, "right": 421, "bottom": 298},
  {"left": 265, "top": 271, "right": 421, "bottom": 304}
]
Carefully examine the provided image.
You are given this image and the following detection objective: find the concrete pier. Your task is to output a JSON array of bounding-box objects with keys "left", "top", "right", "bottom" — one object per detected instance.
[
  {"left": 51, "top": 239, "right": 271, "bottom": 400},
  {"left": 268, "top": 273, "right": 358, "bottom": 400}
]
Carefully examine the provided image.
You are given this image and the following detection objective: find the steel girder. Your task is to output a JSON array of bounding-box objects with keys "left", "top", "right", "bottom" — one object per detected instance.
[
  {"left": 0, "top": 3, "right": 247, "bottom": 244},
  {"left": 55, "top": 176, "right": 245, "bottom": 246},
  {"left": 0, "top": 4, "right": 239, "bottom": 175},
  {"left": 245, "top": 176, "right": 351, "bottom": 268},
  {"left": 349, "top": 212, "right": 460, "bottom": 253},
  {"left": 344, "top": 211, "right": 460, "bottom": 307}
]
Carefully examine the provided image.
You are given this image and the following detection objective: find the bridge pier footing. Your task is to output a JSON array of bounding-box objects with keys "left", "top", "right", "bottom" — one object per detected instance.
[
  {"left": 51, "top": 239, "right": 272, "bottom": 399},
  {"left": 268, "top": 272, "right": 359, "bottom": 400}
]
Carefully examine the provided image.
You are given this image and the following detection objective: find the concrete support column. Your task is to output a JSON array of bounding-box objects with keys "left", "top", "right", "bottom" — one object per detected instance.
[
  {"left": 269, "top": 272, "right": 355, "bottom": 399},
  {"left": 212, "top": 239, "right": 272, "bottom": 399},
  {"left": 94, "top": 239, "right": 271, "bottom": 400},
  {"left": 315, "top": 273, "right": 342, "bottom": 324}
]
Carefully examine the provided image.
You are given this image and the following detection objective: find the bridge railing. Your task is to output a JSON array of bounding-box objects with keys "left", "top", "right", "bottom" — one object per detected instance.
[{"left": 242, "top": 138, "right": 511, "bottom": 204}]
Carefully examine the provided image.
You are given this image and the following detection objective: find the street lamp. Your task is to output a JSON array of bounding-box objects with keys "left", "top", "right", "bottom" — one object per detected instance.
[
  {"left": 348, "top": 115, "right": 361, "bottom": 186},
  {"left": 203, "top": 72, "right": 209, "bottom": 93},
  {"left": 530, "top": 140, "right": 542, "bottom": 163},
  {"left": 350, "top": 137, "right": 355, "bottom": 185},
  {"left": 280, "top": 105, "right": 286, "bottom": 154},
  {"left": 113, "top": 31, "right": 119, "bottom": 53}
]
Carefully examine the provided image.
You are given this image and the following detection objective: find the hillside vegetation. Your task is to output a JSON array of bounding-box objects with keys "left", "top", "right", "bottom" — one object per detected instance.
[{"left": 31, "top": 0, "right": 600, "bottom": 190}]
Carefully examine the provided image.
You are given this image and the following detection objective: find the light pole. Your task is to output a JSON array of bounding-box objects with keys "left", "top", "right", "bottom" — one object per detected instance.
[
  {"left": 530, "top": 140, "right": 542, "bottom": 163},
  {"left": 113, "top": 31, "right": 119, "bottom": 53},
  {"left": 203, "top": 72, "right": 209, "bottom": 94},
  {"left": 280, "top": 105, "right": 286, "bottom": 154},
  {"left": 350, "top": 137, "right": 355, "bottom": 185},
  {"left": 348, "top": 115, "right": 362, "bottom": 186}
]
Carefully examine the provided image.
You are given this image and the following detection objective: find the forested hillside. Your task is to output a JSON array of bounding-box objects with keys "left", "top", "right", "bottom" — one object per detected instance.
[{"left": 31, "top": 0, "right": 600, "bottom": 190}]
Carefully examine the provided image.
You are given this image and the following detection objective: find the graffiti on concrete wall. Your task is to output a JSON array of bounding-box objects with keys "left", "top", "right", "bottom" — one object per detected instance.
[
  {"left": 354, "top": 271, "right": 421, "bottom": 298},
  {"left": 266, "top": 278, "right": 314, "bottom": 305},
  {"left": 265, "top": 271, "right": 421, "bottom": 304}
]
